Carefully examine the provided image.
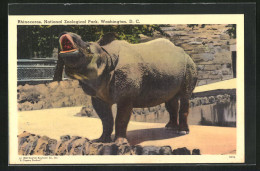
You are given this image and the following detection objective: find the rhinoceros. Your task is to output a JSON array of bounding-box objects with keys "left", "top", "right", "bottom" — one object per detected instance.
[{"left": 53, "top": 32, "right": 198, "bottom": 145}]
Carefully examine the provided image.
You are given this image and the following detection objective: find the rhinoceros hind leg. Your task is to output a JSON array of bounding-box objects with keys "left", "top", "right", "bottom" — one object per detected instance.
[
  {"left": 178, "top": 97, "right": 190, "bottom": 134},
  {"left": 177, "top": 60, "right": 198, "bottom": 135},
  {"left": 165, "top": 97, "right": 179, "bottom": 132}
]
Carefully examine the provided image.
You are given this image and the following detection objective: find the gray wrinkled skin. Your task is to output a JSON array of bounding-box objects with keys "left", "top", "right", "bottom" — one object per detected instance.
[
  {"left": 103, "top": 39, "right": 196, "bottom": 106},
  {"left": 54, "top": 32, "right": 198, "bottom": 144}
]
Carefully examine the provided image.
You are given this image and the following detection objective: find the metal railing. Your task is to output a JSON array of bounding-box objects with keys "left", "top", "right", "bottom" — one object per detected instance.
[{"left": 17, "top": 58, "right": 60, "bottom": 84}]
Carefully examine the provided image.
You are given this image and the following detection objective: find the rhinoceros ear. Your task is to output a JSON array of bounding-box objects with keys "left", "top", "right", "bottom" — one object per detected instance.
[{"left": 97, "top": 32, "right": 118, "bottom": 46}]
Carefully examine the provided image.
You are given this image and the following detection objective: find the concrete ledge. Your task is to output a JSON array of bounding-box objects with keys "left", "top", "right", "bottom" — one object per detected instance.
[{"left": 193, "top": 78, "right": 236, "bottom": 93}]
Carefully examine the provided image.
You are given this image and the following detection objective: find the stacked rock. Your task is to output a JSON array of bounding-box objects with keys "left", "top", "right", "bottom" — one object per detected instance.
[{"left": 18, "top": 132, "right": 201, "bottom": 155}]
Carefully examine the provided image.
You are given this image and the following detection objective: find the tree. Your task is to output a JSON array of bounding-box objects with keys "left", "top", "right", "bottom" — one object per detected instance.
[
  {"left": 226, "top": 24, "right": 236, "bottom": 39},
  {"left": 17, "top": 25, "right": 164, "bottom": 59},
  {"left": 187, "top": 24, "right": 199, "bottom": 30}
]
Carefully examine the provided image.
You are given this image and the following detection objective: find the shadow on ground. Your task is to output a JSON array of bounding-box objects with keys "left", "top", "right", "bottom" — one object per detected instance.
[{"left": 112, "top": 127, "right": 184, "bottom": 145}]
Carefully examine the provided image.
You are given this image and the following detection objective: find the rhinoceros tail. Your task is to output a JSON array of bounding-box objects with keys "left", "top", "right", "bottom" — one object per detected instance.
[{"left": 181, "top": 57, "right": 198, "bottom": 99}]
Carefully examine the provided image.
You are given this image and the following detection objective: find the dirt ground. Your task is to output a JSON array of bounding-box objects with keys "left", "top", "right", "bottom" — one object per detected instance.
[{"left": 18, "top": 106, "right": 236, "bottom": 155}]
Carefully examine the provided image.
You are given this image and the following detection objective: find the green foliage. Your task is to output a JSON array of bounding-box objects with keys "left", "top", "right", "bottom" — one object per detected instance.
[
  {"left": 200, "top": 24, "right": 206, "bottom": 28},
  {"left": 226, "top": 24, "right": 236, "bottom": 39},
  {"left": 17, "top": 25, "right": 163, "bottom": 59},
  {"left": 187, "top": 24, "right": 199, "bottom": 30},
  {"left": 187, "top": 24, "right": 207, "bottom": 29}
]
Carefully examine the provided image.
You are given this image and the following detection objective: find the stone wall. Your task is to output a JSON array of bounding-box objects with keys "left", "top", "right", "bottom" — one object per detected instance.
[
  {"left": 17, "top": 80, "right": 91, "bottom": 111},
  {"left": 129, "top": 92, "right": 236, "bottom": 127},
  {"left": 18, "top": 131, "right": 200, "bottom": 155},
  {"left": 18, "top": 80, "right": 236, "bottom": 127},
  {"left": 157, "top": 24, "right": 236, "bottom": 86}
]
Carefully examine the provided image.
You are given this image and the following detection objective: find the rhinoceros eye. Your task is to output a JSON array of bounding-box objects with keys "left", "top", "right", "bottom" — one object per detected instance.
[{"left": 86, "top": 46, "right": 91, "bottom": 53}]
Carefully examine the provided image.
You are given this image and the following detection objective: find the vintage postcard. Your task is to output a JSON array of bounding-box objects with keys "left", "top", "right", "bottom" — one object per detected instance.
[{"left": 8, "top": 14, "right": 244, "bottom": 164}]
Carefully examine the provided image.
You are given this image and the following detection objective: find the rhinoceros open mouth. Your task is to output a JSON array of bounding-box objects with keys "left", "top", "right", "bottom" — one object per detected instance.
[{"left": 59, "top": 34, "right": 77, "bottom": 53}]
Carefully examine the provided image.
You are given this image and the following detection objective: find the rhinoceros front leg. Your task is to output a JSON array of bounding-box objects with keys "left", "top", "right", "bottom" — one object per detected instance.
[
  {"left": 114, "top": 101, "right": 133, "bottom": 145},
  {"left": 91, "top": 97, "right": 113, "bottom": 143}
]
